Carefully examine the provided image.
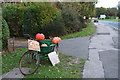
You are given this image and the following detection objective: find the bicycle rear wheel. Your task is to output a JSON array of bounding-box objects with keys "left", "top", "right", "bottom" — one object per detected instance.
[{"left": 19, "top": 50, "right": 40, "bottom": 75}]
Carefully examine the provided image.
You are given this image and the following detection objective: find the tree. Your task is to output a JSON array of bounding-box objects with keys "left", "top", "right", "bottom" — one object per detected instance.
[
  {"left": 117, "top": 1, "right": 120, "bottom": 18},
  {"left": 96, "top": 7, "right": 108, "bottom": 17},
  {"left": 96, "top": 7, "right": 118, "bottom": 19},
  {"left": 107, "top": 8, "right": 118, "bottom": 16}
]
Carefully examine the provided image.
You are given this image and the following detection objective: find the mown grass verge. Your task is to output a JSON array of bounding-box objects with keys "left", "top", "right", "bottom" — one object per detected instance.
[
  {"left": 2, "top": 48, "right": 86, "bottom": 78},
  {"left": 61, "top": 22, "right": 96, "bottom": 39}
]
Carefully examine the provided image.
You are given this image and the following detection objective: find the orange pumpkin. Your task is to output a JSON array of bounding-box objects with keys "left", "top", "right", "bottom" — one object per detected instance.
[
  {"left": 52, "top": 37, "right": 61, "bottom": 43},
  {"left": 41, "top": 44, "right": 47, "bottom": 47},
  {"left": 36, "top": 33, "right": 45, "bottom": 40}
]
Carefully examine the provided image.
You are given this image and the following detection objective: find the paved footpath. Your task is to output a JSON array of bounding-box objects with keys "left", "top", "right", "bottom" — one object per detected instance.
[{"left": 83, "top": 23, "right": 118, "bottom": 78}]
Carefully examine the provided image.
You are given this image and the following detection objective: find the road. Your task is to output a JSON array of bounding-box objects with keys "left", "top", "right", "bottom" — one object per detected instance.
[
  {"left": 99, "top": 20, "right": 119, "bottom": 49},
  {"left": 59, "top": 20, "right": 119, "bottom": 79},
  {"left": 99, "top": 20, "right": 120, "bottom": 30},
  {"left": 99, "top": 20, "right": 119, "bottom": 79}
]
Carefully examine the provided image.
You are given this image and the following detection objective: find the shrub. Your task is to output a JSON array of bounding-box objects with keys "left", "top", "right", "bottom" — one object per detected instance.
[
  {"left": 2, "top": 18, "right": 10, "bottom": 50},
  {"left": 2, "top": 3, "right": 60, "bottom": 37},
  {"left": 61, "top": 6, "right": 82, "bottom": 33},
  {"left": 2, "top": 3, "right": 25, "bottom": 37},
  {"left": 41, "top": 16, "right": 66, "bottom": 38},
  {"left": 21, "top": 3, "right": 61, "bottom": 37}
]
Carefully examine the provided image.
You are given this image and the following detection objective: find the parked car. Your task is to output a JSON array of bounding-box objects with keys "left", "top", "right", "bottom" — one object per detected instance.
[{"left": 94, "top": 18, "right": 98, "bottom": 22}]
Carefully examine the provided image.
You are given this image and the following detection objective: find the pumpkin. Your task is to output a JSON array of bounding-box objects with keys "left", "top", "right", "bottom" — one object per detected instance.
[
  {"left": 52, "top": 37, "right": 61, "bottom": 43},
  {"left": 41, "top": 44, "right": 47, "bottom": 47},
  {"left": 36, "top": 33, "right": 45, "bottom": 40}
]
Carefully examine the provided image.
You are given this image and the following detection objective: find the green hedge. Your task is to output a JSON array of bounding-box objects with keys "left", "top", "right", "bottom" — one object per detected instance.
[
  {"left": 41, "top": 16, "right": 66, "bottom": 38},
  {"left": 3, "top": 3, "right": 25, "bottom": 37},
  {"left": 2, "top": 3, "right": 60, "bottom": 37},
  {"left": 2, "top": 2, "right": 88, "bottom": 38},
  {"left": 22, "top": 3, "right": 61, "bottom": 37},
  {"left": 2, "top": 18, "right": 10, "bottom": 50},
  {"left": 61, "top": 6, "right": 87, "bottom": 33}
]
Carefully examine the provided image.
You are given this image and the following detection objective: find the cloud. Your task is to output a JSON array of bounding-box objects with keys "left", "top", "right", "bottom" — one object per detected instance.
[{"left": 96, "top": 0, "right": 119, "bottom": 8}]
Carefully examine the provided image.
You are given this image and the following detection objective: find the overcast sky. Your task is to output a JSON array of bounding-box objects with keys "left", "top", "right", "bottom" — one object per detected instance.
[{"left": 96, "top": 0, "right": 119, "bottom": 8}]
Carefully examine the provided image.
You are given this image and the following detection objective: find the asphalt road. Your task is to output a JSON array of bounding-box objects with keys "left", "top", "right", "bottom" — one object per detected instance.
[
  {"left": 99, "top": 20, "right": 120, "bottom": 30},
  {"left": 95, "top": 21, "right": 119, "bottom": 78},
  {"left": 58, "top": 36, "right": 91, "bottom": 59}
]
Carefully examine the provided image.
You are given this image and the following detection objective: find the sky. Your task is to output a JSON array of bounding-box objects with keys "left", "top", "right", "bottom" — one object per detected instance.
[{"left": 96, "top": 0, "right": 119, "bottom": 8}]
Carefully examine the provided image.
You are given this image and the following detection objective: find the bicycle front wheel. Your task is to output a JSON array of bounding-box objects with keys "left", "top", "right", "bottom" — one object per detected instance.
[{"left": 19, "top": 50, "right": 40, "bottom": 75}]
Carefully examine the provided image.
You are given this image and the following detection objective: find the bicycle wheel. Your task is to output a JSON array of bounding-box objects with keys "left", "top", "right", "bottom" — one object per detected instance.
[{"left": 19, "top": 50, "right": 40, "bottom": 75}]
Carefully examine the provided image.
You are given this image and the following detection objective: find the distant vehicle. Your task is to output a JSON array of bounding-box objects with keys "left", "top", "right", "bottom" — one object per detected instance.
[
  {"left": 100, "top": 15, "right": 106, "bottom": 19},
  {"left": 94, "top": 18, "right": 98, "bottom": 22}
]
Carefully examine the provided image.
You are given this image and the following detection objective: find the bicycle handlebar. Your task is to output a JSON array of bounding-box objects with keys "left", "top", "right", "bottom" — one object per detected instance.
[{"left": 23, "top": 34, "right": 33, "bottom": 40}]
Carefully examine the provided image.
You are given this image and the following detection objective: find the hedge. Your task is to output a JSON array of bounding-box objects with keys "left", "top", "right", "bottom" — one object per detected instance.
[
  {"left": 2, "top": 2, "right": 88, "bottom": 38},
  {"left": 22, "top": 3, "right": 61, "bottom": 37},
  {"left": 2, "top": 18, "right": 10, "bottom": 50},
  {"left": 2, "top": 3, "right": 60, "bottom": 37}
]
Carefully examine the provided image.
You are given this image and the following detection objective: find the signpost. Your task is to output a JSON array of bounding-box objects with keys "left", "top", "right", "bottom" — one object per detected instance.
[
  {"left": 28, "top": 39, "right": 40, "bottom": 52},
  {"left": 8, "top": 38, "right": 15, "bottom": 52}
]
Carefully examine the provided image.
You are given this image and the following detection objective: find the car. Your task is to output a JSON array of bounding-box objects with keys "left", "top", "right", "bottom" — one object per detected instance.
[{"left": 94, "top": 18, "right": 99, "bottom": 22}]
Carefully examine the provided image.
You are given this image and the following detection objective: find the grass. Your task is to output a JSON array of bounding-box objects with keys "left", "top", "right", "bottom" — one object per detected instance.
[
  {"left": 2, "top": 48, "right": 86, "bottom": 78},
  {"left": 2, "top": 48, "right": 28, "bottom": 74},
  {"left": 100, "top": 19, "right": 119, "bottom": 22},
  {"left": 61, "top": 22, "right": 96, "bottom": 39}
]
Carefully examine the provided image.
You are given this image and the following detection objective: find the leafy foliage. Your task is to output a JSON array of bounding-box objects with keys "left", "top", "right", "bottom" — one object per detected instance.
[
  {"left": 96, "top": 7, "right": 118, "bottom": 19},
  {"left": 117, "top": 3, "right": 120, "bottom": 18},
  {"left": 41, "top": 16, "right": 66, "bottom": 38},
  {"left": 2, "top": 3, "right": 25, "bottom": 37},
  {"left": 61, "top": 6, "right": 81, "bottom": 33},
  {"left": 2, "top": 2, "right": 96, "bottom": 38},
  {"left": 22, "top": 3, "right": 61, "bottom": 37},
  {"left": 2, "top": 3, "right": 60, "bottom": 37},
  {"left": 2, "top": 18, "right": 10, "bottom": 50}
]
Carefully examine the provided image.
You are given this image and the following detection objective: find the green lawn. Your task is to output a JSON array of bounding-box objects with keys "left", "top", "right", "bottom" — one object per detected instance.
[
  {"left": 2, "top": 48, "right": 28, "bottom": 74},
  {"left": 61, "top": 22, "right": 96, "bottom": 39},
  {"left": 101, "top": 19, "right": 119, "bottom": 22},
  {"left": 2, "top": 48, "right": 86, "bottom": 78}
]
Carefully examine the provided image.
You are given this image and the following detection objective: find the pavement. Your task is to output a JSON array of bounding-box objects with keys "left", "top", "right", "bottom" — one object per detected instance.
[
  {"left": 1, "top": 68, "right": 30, "bottom": 79},
  {"left": 83, "top": 23, "right": 118, "bottom": 78}
]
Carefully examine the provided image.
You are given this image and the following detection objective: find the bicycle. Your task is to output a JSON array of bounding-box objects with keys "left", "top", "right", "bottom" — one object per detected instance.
[{"left": 19, "top": 34, "right": 59, "bottom": 75}]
